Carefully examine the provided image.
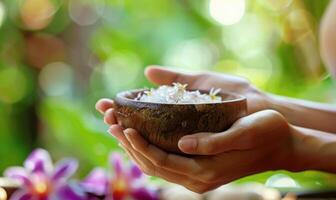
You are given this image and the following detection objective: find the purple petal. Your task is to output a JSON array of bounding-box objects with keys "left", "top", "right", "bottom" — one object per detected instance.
[
  {"left": 24, "top": 149, "right": 53, "bottom": 174},
  {"left": 131, "top": 187, "right": 159, "bottom": 200},
  {"left": 9, "top": 190, "right": 33, "bottom": 200},
  {"left": 52, "top": 159, "right": 78, "bottom": 182},
  {"left": 81, "top": 168, "right": 108, "bottom": 196},
  {"left": 54, "top": 182, "right": 87, "bottom": 200},
  {"left": 129, "top": 163, "right": 143, "bottom": 179},
  {"left": 4, "top": 167, "right": 32, "bottom": 188},
  {"left": 109, "top": 153, "right": 123, "bottom": 177}
]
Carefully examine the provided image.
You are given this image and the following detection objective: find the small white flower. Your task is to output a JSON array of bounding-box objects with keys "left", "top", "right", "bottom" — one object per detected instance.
[
  {"left": 138, "top": 83, "right": 222, "bottom": 104},
  {"left": 144, "top": 89, "right": 154, "bottom": 96},
  {"left": 209, "top": 88, "right": 221, "bottom": 100},
  {"left": 172, "top": 82, "right": 188, "bottom": 91}
]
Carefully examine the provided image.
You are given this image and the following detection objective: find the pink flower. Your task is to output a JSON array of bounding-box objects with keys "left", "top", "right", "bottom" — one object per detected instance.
[
  {"left": 81, "top": 153, "right": 159, "bottom": 200},
  {"left": 4, "top": 148, "right": 85, "bottom": 200}
]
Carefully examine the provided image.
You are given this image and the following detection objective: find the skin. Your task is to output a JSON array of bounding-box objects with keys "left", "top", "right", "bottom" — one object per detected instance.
[{"left": 95, "top": 1, "right": 336, "bottom": 194}]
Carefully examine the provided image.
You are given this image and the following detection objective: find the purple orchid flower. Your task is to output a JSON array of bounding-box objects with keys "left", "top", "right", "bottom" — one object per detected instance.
[
  {"left": 81, "top": 153, "right": 159, "bottom": 200},
  {"left": 4, "top": 148, "right": 86, "bottom": 200}
]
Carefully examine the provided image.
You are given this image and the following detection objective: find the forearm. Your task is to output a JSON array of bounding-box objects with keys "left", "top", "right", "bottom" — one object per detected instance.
[
  {"left": 268, "top": 94, "right": 336, "bottom": 133},
  {"left": 289, "top": 126, "right": 336, "bottom": 173}
]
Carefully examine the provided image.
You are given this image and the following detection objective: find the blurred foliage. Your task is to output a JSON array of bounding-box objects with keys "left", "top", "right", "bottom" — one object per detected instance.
[{"left": 0, "top": 0, "right": 335, "bottom": 191}]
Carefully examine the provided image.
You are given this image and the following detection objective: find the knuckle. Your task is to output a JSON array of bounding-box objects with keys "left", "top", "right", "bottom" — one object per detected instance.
[
  {"left": 265, "top": 109, "right": 282, "bottom": 118},
  {"left": 263, "top": 110, "right": 289, "bottom": 128},
  {"left": 262, "top": 109, "right": 286, "bottom": 122}
]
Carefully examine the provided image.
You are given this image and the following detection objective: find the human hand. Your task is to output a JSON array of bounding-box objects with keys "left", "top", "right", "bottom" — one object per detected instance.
[
  {"left": 96, "top": 66, "right": 271, "bottom": 125},
  {"left": 107, "top": 110, "right": 296, "bottom": 193},
  {"left": 143, "top": 66, "right": 270, "bottom": 114}
]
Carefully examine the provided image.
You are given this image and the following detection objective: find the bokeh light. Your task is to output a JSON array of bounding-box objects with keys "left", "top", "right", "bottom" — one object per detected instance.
[
  {"left": 208, "top": 0, "right": 246, "bottom": 26},
  {"left": 39, "top": 62, "right": 73, "bottom": 96},
  {"left": 0, "top": 67, "right": 28, "bottom": 104},
  {"left": 0, "top": 2, "right": 5, "bottom": 28},
  {"left": 260, "top": 0, "right": 293, "bottom": 12},
  {"left": 25, "top": 33, "right": 65, "bottom": 69},
  {"left": 163, "top": 39, "right": 218, "bottom": 70},
  {"left": 102, "top": 52, "right": 142, "bottom": 93},
  {"left": 213, "top": 59, "right": 241, "bottom": 73},
  {"left": 287, "top": 9, "right": 312, "bottom": 31},
  {"left": 222, "top": 14, "right": 273, "bottom": 57},
  {"left": 296, "top": 31, "right": 322, "bottom": 78},
  {"left": 282, "top": 8, "right": 313, "bottom": 43},
  {"left": 266, "top": 174, "right": 301, "bottom": 188},
  {"left": 281, "top": 7, "right": 322, "bottom": 78},
  {"left": 20, "top": 0, "right": 56, "bottom": 30},
  {"left": 69, "top": 0, "right": 104, "bottom": 26},
  {"left": 213, "top": 53, "right": 274, "bottom": 88}
]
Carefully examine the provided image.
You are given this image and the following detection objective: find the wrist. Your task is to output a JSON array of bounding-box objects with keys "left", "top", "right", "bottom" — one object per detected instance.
[
  {"left": 266, "top": 94, "right": 284, "bottom": 111},
  {"left": 266, "top": 94, "right": 298, "bottom": 125},
  {"left": 289, "top": 126, "right": 336, "bottom": 173},
  {"left": 247, "top": 87, "right": 275, "bottom": 114}
]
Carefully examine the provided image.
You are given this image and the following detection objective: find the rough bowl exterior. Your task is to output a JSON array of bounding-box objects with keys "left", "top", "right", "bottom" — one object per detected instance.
[{"left": 114, "top": 89, "right": 247, "bottom": 154}]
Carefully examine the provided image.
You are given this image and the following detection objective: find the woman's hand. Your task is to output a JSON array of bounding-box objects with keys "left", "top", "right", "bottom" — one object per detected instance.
[
  {"left": 96, "top": 66, "right": 336, "bottom": 132},
  {"left": 96, "top": 66, "right": 270, "bottom": 124},
  {"left": 95, "top": 66, "right": 336, "bottom": 193},
  {"left": 145, "top": 66, "right": 270, "bottom": 114},
  {"left": 104, "top": 110, "right": 295, "bottom": 193}
]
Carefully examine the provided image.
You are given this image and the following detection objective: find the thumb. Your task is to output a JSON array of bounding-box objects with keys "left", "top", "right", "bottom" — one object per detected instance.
[
  {"left": 178, "top": 132, "right": 228, "bottom": 155},
  {"left": 178, "top": 110, "right": 289, "bottom": 155},
  {"left": 145, "top": 65, "right": 199, "bottom": 86}
]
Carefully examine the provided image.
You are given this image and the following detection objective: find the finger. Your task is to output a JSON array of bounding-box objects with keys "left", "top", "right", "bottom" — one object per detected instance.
[
  {"left": 145, "top": 66, "right": 199, "bottom": 86},
  {"left": 121, "top": 144, "right": 148, "bottom": 174},
  {"left": 122, "top": 145, "right": 141, "bottom": 165},
  {"left": 119, "top": 143, "right": 202, "bottom": 191},
  {"left": 194, "top": 147, "right": 272, "bottom": 184},
  {"left": 112, "top": 127, "right": 215, "bottom": 190},
  {"left": 104, "top": 108, "right": 117, "bottom": 125},
  {"left": 123, "top": 128, "right": 201, "bottom": 174},
  {"left": 95, "top": 98, "right": 114, "bottom": 114},
  {"left": 178, "top": 110, "right": 289, "bottom": 155},
  {"left": 123, "top": 130, "right": 267, "bottom": 188},
  {"left": 178, "top": 132, "right": 213, "bottom": 154},
  {"left": 108, "top": 125, "right": 131, "bottom": 147}
]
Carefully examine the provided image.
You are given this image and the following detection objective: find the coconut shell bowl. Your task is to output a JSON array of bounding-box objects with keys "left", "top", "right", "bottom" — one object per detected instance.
[{"left": 114, "top": 89, "right": 247, "bottom": 154}]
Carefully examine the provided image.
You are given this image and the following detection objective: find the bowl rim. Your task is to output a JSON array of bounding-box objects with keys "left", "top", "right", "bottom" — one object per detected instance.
[{"left": 115, "top": 88, "right": 247, "bottom": 105}]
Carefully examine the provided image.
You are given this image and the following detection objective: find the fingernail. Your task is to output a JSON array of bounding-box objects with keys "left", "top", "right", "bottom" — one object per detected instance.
[
  {"left": 107, "top": 128, "right": 116, "bottom": 137},
  {"left": 98, "top": 109, "right": 104, "bottom": 114},
  {"left": 178, "top": 138, "right": 197, "bottom": 152}
]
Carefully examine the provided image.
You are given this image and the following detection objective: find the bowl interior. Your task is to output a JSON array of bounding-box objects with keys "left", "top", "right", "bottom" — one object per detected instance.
[{"left": 117, "top": 89, "right": 245, "bottom": 105}]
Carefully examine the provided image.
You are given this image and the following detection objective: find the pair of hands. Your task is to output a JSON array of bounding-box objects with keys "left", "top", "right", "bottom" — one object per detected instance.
[{"left": 96, "top": 66, "right": 296, "bottom": 193}]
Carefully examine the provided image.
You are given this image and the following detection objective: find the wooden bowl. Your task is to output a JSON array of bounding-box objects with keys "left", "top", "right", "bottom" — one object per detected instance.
[{"left": 114, "top": 89, "right": 247, "bottom": 154}]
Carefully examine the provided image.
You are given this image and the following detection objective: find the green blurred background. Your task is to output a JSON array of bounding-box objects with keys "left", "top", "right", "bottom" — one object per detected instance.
[{"left": 0, "top": 0, "right": 335, "bottom": 191}]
